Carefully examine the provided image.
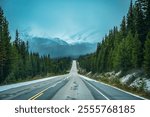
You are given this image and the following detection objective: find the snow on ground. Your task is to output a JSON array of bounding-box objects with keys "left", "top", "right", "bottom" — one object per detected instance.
[
  {"left": 130, "top": 78, "right": 150, "bottom": 93},
  {"left": 145, "top": 79, "right": 150, "bottom": 92},
  {"left": 119, "top": 70, "right": 150, "bottom": 92},
  {"left": 83, "top": 70, "right": 150, "bottom": 93},
  {"left": 105, "top": 71, "right": 115, "bottom": 76},
  {"left": 120, "top": 73, "right": 135, "bottom": 84},
  {"left": 86, "top": 72, "right": 92, "bottom": 76},
  {"left": 115, "top": 71, "right": 121, "bottom": 77},
  {"left": 130, "top": 77, "right": 145, "bottom": 89}
]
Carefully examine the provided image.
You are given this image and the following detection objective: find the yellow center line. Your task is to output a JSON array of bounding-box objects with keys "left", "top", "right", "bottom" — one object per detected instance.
[
  {"left": 31, "top": 92, "right": 43, "bottom": 100},
  {"left": 28, "top": 86, "right": 51, "bottom": 100},
  {"left": 28, "top": 76, "right": 70, "bottom": 100},
  {"left": 28, "top": 92, "right": 41, "bottom": 100}
]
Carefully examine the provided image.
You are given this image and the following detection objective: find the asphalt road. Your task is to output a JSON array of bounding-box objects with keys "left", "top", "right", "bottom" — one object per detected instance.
[{"left": 0, "top": 61, "right": 146, "bottom": 100}]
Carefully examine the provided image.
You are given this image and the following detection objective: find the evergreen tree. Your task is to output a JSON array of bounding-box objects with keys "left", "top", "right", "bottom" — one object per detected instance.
[
  {"left": 145, "top": 0, "right": 150, "bottom": 33},
  {"left": 127, "top": 0, "right": 135, "bottom": 34},
  {"left": 120, "top": 16, "right": 127, "bottom": 37},
  {"left": 9, "top": 45, "right": 20, "bottom": 81},
  {"left": 2, "top": 18, "right": 11, "bottom": 81},
  {"left": 14, "top": 30, "right": 20, "bottom": 53},
  {"left": 132, "top": 33, "right": 142, "bottom": 68},
  {"left": 144, "top": 32, "right": 150, "bottom": 76},
  {"left": 0, "top": 8, "right": 11, "bottom": 83},
  {"left": 135, "top": 0, "right": 146, "bottom": 45},
  {"left": 0, "top": 7, "right": 4, "bottom": 82},
  {"left": 114, "top": 33, "right": 133, "bottom": 72}
]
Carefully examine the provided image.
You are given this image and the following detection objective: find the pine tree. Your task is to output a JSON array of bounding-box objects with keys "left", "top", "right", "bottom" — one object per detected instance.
[
  {"left": 0, "top": 7, "right": 4, "bottom": 82},
  {"left": 8, "top": 45, "right": 20, "bottom": 81},
  {"left": 116, "top": 33, "right": 133, "bottom": 72},
  {"left": 120, "top": 16, "right": 127, "bottom": 37},
  {"left": 115, "top": 40, "right": 127, "bottom": 71},
  {"left": 127, "top": 0, "right": 135, "bottom": 34},
  {"left": 135, "top": 0, "right": 146, "bottom": 45},
  {"left": 125, "top": 32, "right": 134, "bottom": 68},
  {"left": 132, "top": 33, "right": 142, "bottom": 68},
  {"left": 144, "top": 32, "right": 150, "bottom": 76},
  {"left": 2, "top": 18, "right": 11, "bottom": 81},
  {"left": 145, "top": 0, "right": 150, "bottom": 33},
  {"left": 14, "top": 30, "right": 20, "bottom": 52},
  {"left": 0, "top": 8, "right": 11, "bottom": 83}
]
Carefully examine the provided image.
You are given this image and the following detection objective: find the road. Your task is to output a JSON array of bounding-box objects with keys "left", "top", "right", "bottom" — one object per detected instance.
[{"left": 0, "top": 61, "right": 146, "bottom": 100}]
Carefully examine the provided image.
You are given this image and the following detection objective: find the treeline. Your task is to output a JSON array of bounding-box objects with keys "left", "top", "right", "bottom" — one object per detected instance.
[
  {"left": 0, "top": 7, "right": 71, "bottom": 84},
  {"left": 78, "top": 0, "right": 150, "bottom": 77}
]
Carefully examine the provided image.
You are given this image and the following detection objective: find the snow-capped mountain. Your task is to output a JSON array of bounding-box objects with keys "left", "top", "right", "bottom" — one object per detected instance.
[{"left": 27, "top": 37, "right": 97, "bottom": 58}]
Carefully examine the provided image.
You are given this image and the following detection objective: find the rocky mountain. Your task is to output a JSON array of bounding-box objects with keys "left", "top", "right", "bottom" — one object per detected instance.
[{"left": 27, "top": 37, "right": 97, "bottom": 58}]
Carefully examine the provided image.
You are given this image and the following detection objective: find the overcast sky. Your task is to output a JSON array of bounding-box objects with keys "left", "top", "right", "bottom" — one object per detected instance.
[{"left": 0, "top": 0, "right": 135, "bottom": 43}]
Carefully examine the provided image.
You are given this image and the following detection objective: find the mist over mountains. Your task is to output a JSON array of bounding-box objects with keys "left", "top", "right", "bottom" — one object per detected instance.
[{"left": 27, "top": 37, "right": 97, "bottom": 58}]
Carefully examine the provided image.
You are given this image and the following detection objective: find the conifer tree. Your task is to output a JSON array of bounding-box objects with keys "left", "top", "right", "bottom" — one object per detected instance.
[
  {"left": 144, "top": 32, "right": 150, "bottom": 76},
  {"left": 0, "top": 7, "right": 4, "bottom": 82},
  {"left": 135, "top": 0, "right": 146, "bottom": 45},
  {"left": 2, "top": 18, "right": 11, "bottom": 81},
  {"left": 0, "top": 8, "right": 11, "bottom": 83},
  {"left": 120, "top": 16, "right": 127, "bottom": 37},
  {"left": 145, "top": 0, "right": 150, "bottom": 33},
  {"left": 132, "top": 33, "right": 142, "bottom": 68},
  {"left": 127, "top": 0, "right": 135, "bottom": 34}
]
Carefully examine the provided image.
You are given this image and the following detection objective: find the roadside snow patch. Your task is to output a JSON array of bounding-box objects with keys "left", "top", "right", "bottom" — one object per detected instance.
[
  {"left": 115, "top": 71, "right": 121, "bottom": 77},
  {"left": 130, "top": 77, "right": 145, "bottom": 89},
  {"left": 120, "top": 73, "right": 137, "bottom": 85},
  {"left": 106, "top": 71, "right": 115, "bottom": 76},
  {"left": 87, "top": 72, "right": 92, "bottom": 76},
  {"left": 145, "top": 79, "right": 150, "bottom": 92}
]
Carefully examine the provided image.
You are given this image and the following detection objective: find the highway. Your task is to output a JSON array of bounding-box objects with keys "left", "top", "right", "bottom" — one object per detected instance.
[{"left": 0, "top": 61, "right": 146, "bottom": 100}]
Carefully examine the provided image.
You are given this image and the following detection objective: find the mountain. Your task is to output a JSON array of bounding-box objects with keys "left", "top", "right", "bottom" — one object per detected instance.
[
  {"left": 27, "top": 37, "right": 68, "bottom": 46},
  {"left": 27, "top": 37, "right": 97, "bottom": 58}
]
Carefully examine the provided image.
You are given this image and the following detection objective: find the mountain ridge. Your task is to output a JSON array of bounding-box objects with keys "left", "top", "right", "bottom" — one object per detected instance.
[{"left": 26, "top": 36, "right": 97, "bottom": 58}]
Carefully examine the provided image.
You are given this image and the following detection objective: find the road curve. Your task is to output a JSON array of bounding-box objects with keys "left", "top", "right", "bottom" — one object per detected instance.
[{"left": 0, "top": 60, "right": 146, "bottom": 100}]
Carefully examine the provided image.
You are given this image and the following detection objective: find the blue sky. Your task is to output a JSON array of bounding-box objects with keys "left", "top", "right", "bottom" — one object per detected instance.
[{"left": 0, "top": 0, "right": 135, "bottom": 43}]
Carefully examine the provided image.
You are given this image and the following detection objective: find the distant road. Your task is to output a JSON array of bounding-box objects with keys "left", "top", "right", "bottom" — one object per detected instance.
[{"left": 0, "top": 61, "right": 146, "bottom": 100}]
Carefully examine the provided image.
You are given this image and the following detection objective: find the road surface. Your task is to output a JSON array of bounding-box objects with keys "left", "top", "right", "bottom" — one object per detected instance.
[{"left": 0, "top": 61, "right": 146, "bottom": 100}]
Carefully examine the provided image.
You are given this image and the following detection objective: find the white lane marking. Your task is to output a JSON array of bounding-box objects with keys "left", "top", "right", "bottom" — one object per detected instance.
[
  {"left": 79, "top": 74, "right": 148, "bottom": 100},
  {"left": 28, "top": 75, "right": 71, "bottom": 100},
  {"left": 82, "top": 78, "right": 110, "bottom": 100}
]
